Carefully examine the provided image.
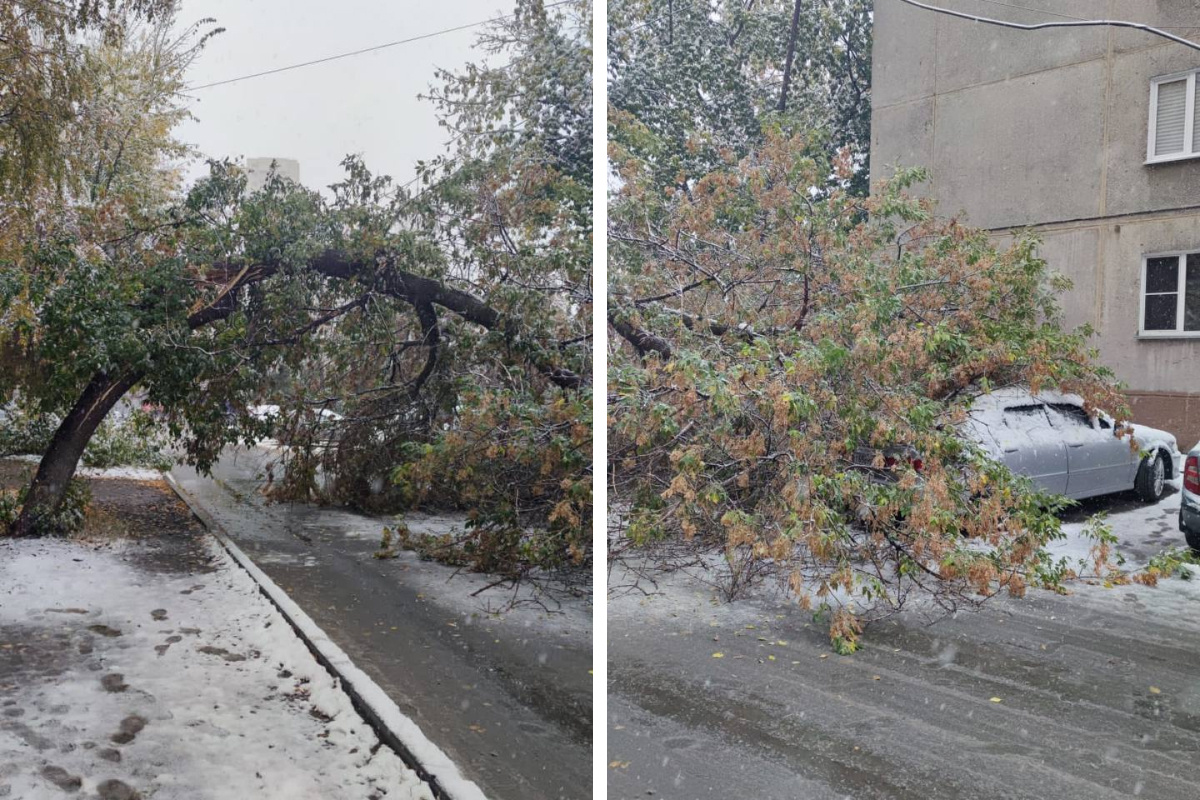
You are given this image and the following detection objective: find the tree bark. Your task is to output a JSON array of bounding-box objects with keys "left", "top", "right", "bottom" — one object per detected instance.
[
  {"left": 777, "top": 0, "right": 804, "bottom": 112},
  {"left": 9, "top": 371, "right": 142, "bottom": 536},
  {"left": 609, "top": 311, "right": 673, "bottom": 360}
]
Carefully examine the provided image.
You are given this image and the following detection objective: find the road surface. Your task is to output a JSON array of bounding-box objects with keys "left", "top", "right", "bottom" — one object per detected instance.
[
  {"left": 610, "top": 487, "right": 1200, "bottom": 799},
  {"left": 172, "top": 447, "right": 591, "bottom": 800}
]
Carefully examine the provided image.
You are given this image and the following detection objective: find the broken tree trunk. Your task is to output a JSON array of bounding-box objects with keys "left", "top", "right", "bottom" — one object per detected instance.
[{"left": 9, "top": 371, "right": 142, "bottom": 536}]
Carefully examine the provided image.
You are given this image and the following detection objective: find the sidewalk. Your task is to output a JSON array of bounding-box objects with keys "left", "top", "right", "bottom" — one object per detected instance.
[
  {"left": 0, "top": 473, "right": 434, "bottom": 800},
  {"left": 172, "top": 447, "right": 592, "bottom": 800}
]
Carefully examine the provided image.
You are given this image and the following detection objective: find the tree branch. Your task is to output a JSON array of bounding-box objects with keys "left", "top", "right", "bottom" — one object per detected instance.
[
  {"left": 608, "top": 311, "right": 673, "bottom": 360},
  {"left": 190, "top": 250, "right": 583, "bottom": 389},
  {"left": 777, "top": 0, "right": 803, "bottom": 112}
]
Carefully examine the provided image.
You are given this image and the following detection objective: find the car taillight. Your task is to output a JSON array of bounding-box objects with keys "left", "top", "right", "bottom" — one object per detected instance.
[
  {"left": 883, "top": 455, "right": 923, "bottom": 473},
  {"left": 1185, "top": 455, "right": 1200, "bottom": 494}
]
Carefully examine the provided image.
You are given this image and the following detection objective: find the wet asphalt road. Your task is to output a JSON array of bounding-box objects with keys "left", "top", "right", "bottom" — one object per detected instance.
[
  {"left": 610, "top": 497, "right": 1200, "bottom": 799},
  {"left": 172, "top": 449, "right": 591, "bottom": 800}
]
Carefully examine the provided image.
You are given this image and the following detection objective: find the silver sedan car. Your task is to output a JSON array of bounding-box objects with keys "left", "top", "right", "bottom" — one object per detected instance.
[{"left": 964, "top": 389, "right": 1182, "bottom": 503}]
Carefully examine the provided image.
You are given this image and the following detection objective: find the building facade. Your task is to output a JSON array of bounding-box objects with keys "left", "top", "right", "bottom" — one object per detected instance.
[{"left": 870, "top": 0, "right": 1200, "bottom": 445}]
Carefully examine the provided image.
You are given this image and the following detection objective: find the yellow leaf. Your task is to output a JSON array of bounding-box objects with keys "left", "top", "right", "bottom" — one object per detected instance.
[
  {"left": 989, "top": 697, "right": 1002, "bottom": 703},
  {"left": 1150, "top": 686, "right": 1162, "bottom": 695},
  {"left": 712, "top": 652, "right": 725, "bottom": 658}
]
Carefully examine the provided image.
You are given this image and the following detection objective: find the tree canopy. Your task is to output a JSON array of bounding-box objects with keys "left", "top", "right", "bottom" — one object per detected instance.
[
  {"left": 609, "top": 0, "right": 872, "bottom": 194},
  {"left": 608, "top": 2, "right": 1128, "bottom": 650},
  {"left": 0, "top": 0, "right": 592, "bottom": 581},
  {"left": 0, "top": 0, "right": 189, "bottom": 195}
]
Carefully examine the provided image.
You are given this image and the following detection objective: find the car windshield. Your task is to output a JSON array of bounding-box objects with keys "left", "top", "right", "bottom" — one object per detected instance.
[
  {"left": 1047, "top": 403, "right": 1093, "bottom": 429},
  {"left": 1002, "top": 404, "right": 1050, "bottom": 435}
]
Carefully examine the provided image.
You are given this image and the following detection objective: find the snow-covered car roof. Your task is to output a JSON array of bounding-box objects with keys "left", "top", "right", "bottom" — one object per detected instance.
[
  {"left": 965, "top": 387, "right": 1088, "bottom": 416},
  {"left": 964, "top": 387, "right": 1178, "bottom": 450}
]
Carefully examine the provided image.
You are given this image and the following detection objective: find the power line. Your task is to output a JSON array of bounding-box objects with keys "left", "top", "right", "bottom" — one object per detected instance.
[
  {"left": 973, "top": 0, "right": 1200, "bottom": 29},
  {"left": 971, "top": 0, "right": 1087, "bottom": 22},
  {"left": 895, "top": 0, "right": 1200, "bottom": 51},
  {"left": 186, "top": 0, "right": 573, "bottom": 91}
]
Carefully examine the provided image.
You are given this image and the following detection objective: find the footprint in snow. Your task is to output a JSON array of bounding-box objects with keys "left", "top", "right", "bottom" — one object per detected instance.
[
  {"left": 87, "top": 625, "right": 122, "bottom": 638},
  {"left": 109, "top": 714, "right": 147, "bottom": 745},
  {"left": 97, "top": 778, "right": 140, "bottom": 800},
  {"left": 154, "top": 636, "right": 182, "bottom": 657},
  {"left": 39, "top": 765, "right": 82, "bottom": 792},
  {"left": 100, "top": 674, "right": 128, "bottom": 693},
  {"left": 197, "top": 646, "right": 246, "bottom": 662}
]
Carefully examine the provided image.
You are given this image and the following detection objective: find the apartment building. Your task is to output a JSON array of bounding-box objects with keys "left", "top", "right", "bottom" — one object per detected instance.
[{"left": 870, "top": 0, "right": 1200, "bottom": 444}]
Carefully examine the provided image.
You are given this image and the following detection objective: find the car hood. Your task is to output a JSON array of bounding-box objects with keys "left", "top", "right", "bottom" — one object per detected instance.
[{"left": 1129, "top": 422, "right": 1178, "bottom": 452}]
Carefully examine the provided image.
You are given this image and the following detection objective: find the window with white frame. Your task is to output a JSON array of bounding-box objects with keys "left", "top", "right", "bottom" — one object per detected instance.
[
  {"left": 1141, "top": 252, "right": 1200, "bottom": 336},
  {"left": 1148, "top": 70, "right": 1200, "bottom": 163}
]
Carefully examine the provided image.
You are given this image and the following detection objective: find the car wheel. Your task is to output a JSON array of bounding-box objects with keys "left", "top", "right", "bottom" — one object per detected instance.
[
  {"left": 1186, "top": 526, "right": 1200, "bottom": 553},
  {"left": 1135, "top": 451, "right": 1167, "bottom": 503}
]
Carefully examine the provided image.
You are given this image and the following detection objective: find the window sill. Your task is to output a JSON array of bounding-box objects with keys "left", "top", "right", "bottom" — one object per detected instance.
[
  {"left": 1137, "top": 331, "right": 1200, "bottom": 339},
  {"left": 1145, "top": 152, "right": 1200, "bottom": 166}
]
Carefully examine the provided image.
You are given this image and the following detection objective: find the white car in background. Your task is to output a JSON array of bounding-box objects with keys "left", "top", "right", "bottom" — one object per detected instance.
[
  {"left": 963, "top": 389, "right": 1182, "bottom": 503},
  {"left": 1180, "top": 443, "right": 1200, "bottom": 549},
  {"left": 248, "top": 404, "right": 343, "bottom": 426}
]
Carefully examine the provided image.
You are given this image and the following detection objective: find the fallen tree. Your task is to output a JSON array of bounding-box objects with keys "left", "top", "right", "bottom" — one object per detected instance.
[
  {"left": 8, "top": 234, "right": 583, "bottom": 536},
  {"left": 2, "top": 1, "right": 592, "bottom": 581},
  {"left": 608, "top": 130, "right": 1127, "bottom": 650}
]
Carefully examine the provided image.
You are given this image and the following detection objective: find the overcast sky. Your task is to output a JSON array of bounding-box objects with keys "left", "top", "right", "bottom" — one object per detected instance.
[{"left": 176, "top": 0, "right": 510, "bottom": 194}]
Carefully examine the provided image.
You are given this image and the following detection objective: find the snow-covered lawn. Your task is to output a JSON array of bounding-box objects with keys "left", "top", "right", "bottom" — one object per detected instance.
[{"left": 0, "top": 536, "right": 434, "bottom": 800}]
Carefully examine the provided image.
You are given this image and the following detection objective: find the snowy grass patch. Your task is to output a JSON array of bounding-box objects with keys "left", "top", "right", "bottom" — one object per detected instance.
[{"left": 0, "top": 536, "right": 434, "bottom": 799}]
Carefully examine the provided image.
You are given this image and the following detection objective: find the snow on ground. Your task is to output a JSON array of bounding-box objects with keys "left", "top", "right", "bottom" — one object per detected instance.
[
  {"left": 195, "top": 445, "right": 591, "bottom": 645},
  {"left": 1049, "top": 479, "right": 1184, "bottom": 570},
  {"left": 297, "top": 508, "right": 592, "bottom": 645},
  {"left": 611, "top": 484, "right": 1196, "bottom": 629},
  {"left": 0, "top": 537, "right": 434, "bottom": 800},
  {"left": 382, "top": 514, "right": 592, "bottom": 641},
  {"left": 6, "top": 454, "right": 162, "bottom": 482}
]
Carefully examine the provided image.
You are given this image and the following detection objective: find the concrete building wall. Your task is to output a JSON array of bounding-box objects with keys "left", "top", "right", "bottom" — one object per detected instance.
[{"left": 871, "top": 0, "right": 1200, "bottom": 446}]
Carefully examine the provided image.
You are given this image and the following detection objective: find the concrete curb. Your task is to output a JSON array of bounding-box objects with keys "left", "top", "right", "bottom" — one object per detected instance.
[{"left": 163, "top": 472, "right": 490, "bottom": 800}]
